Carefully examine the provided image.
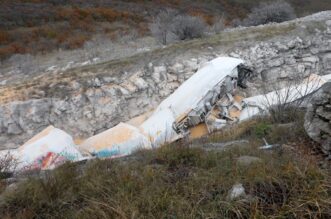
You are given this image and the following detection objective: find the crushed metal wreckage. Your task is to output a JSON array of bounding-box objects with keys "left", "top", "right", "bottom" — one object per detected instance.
[
  {"left": 0, "top": 126, "right": 84, "bottom": 172},
  {"left": 1, "top": 57, "right": 330, "bottom": 172}
]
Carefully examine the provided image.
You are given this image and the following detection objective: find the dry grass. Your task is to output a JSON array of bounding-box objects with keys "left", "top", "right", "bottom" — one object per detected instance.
[
  {"left": 0, "top": 114, "right": 330, "bottom": 218},
  {"left": 0, "top": 0, "right": 329, "bottom": 60}
]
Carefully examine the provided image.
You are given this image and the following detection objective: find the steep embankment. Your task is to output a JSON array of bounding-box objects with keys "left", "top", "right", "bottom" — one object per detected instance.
[{"left": 0, "top": 11, "right": 330, "bottom": 149}]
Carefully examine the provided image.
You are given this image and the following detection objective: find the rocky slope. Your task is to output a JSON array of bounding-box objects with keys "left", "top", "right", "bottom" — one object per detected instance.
[
  {"left": 0, "top": 11, "right": 331, "bottom": 149},
  {"left": 305, "top": 81, "right": 331, "bottom": 155}
]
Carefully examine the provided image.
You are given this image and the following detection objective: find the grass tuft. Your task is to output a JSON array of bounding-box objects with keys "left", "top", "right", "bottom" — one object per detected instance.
[
  {"left": 1, "top": 140, "right": 330, "bottom": 218},
  {"left": 0, "top": 114, "right": 330, "bottom": 218}
]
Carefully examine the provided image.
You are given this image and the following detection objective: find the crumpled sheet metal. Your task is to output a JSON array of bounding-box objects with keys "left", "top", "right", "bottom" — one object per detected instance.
[
  {"left": 1, "top": 126, "right": 83, "bottom": 171},
  {"left": 239, "top": 74, "right": 328, "bottom": 121},
  {"left": 157, "top": 57, "right": 243, "bottom": 119},
  {"left": 80, "top": 57, "right": 244, "bottom": 156},
  {"left": 140, "top": 108, "right": 180, "bottom": 148},
  {"left": 80, "top": 122, "right": 152, "bottom": 158}
]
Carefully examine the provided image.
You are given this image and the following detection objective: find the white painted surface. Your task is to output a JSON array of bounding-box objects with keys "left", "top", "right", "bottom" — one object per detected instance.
[
  {"left": 2, "top": 126, "right": 83, "bottom": 171},
  {"left": 80, "top": 122, "right": 152, "bottom": 158},
  {"left": 157, "top": 57, "right": 244, "bottom": 117},
  {"left": 141, "top": 57, "right": 243, "bottom": 147},
  {"left": 240, "top": 74, "right": 329, "bottom": 121},
  {"left": 140, "top": 108, "right": 180, "bottom": 148}
]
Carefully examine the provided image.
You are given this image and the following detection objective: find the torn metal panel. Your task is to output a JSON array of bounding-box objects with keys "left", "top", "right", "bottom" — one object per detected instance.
[
  {"left": 140, "top": 57, "right": 244, "bottom": 145},
  {"left": 239, "top": 73, "right": 328, "bottom": 121},
  {"left": 205, "top": 93, "right": 245, "bottom": 132},
  {"left": 2, "top": 126, "right": 83, "bottom": 171},
  {"left": 80, "top": 122, "right": 152, "bottom": 158}
]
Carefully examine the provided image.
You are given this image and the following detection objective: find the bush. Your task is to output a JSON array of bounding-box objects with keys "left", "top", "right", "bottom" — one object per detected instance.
[
  {"left": 261, "top": 73, "right": 318, "bottom": 124},
  {"left": 0, "top": 31, "right": 10, "bottom": 45},
  {"left": 149, "top": 9, "right": 177, "bottom": 45},
  {"left": 171, "top": 15, "right": 206, "bottom": 41},
  {"left": 209, "top": 17, "right": 225, "bottom": 34},
  {"left": 242, "top": 0, "right": 296, "bottom": 26},
  {"left": 150, "top": 10, "right": 207, "bottom": 44},
  {"left": 63, "top": 35, "right": 90, "bottom": 49},
  {"left": 254, "top": 121, "right": 272, "bottom": 138},
  {"left": 0, "top": 152, "right": 17, "bottom": 180}
]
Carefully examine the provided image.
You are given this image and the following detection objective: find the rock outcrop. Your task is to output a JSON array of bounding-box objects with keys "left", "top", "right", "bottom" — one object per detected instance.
[
  {"left": 305, "top": 82, "right": 331, "bottom": 155},
  {"left": 0, "top": 11, "right": 331, "bottom": 149}
]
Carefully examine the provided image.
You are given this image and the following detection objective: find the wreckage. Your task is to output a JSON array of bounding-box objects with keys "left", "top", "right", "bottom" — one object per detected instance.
[
  {"left": 81, "top": 57, "right": 251, "bottom": 156},
  {"left": 1, "top": 57, "right": 330, "bottom": 171}
]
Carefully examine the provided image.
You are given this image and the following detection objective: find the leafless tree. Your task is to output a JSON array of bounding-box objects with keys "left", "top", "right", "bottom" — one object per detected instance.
[
  {"left": 208, "top": 16, "right": 225, "bottom": 34},
  {"left": 149, "top": 9, "right": 177, "bottom": 45},
  {"left": 150, "top": 9, "right": 207, "bottom": 44},
  {"left": 241, "top": 0, "right": 296, "bottom": 26},
  {"left": 0, "top": 152, "right": 18, "bottom": 179},
  {"left": 262, "top": 72, "right": 322, "bottom": 123},
  {"left": 83, "top": 35, "right": 106, "bottom": 61},
  {"left": 172, "top": 15, "right": 206, "bottom": 40}
]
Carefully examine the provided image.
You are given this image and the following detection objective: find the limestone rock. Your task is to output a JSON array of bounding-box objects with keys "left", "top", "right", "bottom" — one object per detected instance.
[
  {"left": 1, "top": 12, "right": 331, "bottom": 149},
  {"left": 152, "top": 66, "right": 167, "bottom": 85},
  {"left": 237, "top": 156, "right": 262, "bottom": 166},
  {"left": 133, "top": 78, "right": 149, "bottom": 90},
  {"left": 323, "top": 54, "right": 331, "bottom": 70},
  {"left": 169, "top": 63, "right": 184, "bottom": 73},
  {"left": 227, "top": 183, "right": 246, "bottom": 200},
  {"left": 305, "top": 82, "right": 331, "bottom": 154},
  {"left": 7, "top": 123, "right": 22, "bottom": 135}
]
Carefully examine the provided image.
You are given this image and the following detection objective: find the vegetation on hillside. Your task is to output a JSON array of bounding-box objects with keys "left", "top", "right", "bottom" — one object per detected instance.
[
  {"left": 238, "top": 0, "right": 296, "bottom": 27},
  {"left": 1, "top": 111, "right": 330, "bottom": 218},
  {"left": 150, "top": 10, "right": 207, "bottom": 44},
  {"left": 0, "top": 0, "right": 330, "bottom": 60}
]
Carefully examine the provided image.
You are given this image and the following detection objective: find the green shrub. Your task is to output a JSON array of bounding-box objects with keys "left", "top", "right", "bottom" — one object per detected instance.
[{"left": 254, "top": 122, "right": 272, "bottom": 138}]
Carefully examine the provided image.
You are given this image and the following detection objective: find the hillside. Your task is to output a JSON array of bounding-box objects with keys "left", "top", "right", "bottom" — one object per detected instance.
[
  {"left": 1, "top": 114, "right": 331, "bottom": 218},
  {"left": 0, "top": 0, "right": 330, "bottom": 60},
  {"left": 0, "top": 10, "right": 330, "bottom": 149},
  {"left": 0, "top": 1, "right": 331, "bottom": 217}
]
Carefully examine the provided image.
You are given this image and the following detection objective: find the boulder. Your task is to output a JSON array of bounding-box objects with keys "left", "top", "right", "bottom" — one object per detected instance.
[
  {"left": 305, "top": 82, "right": 331, "bottom": 154},
  {"left": 227, "top": 183, "right": 246, "bottom": 200},
  {"left": 237, "top": 156, "right": 262, "bottom": 166}
]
